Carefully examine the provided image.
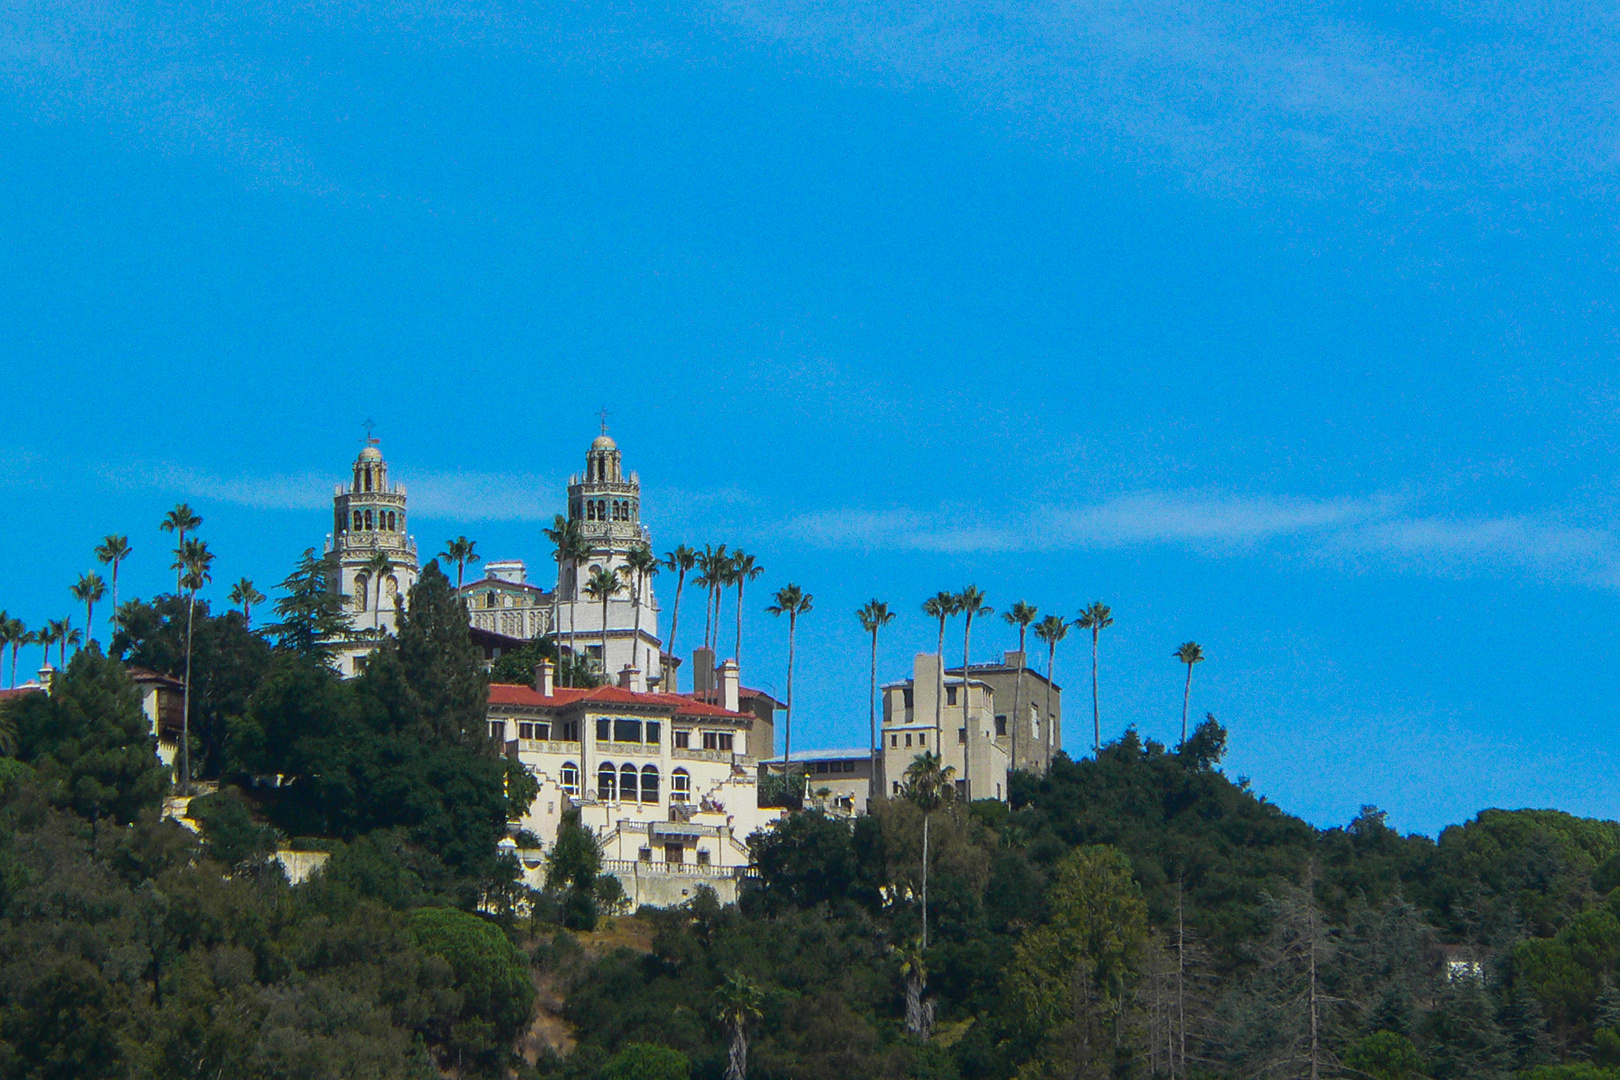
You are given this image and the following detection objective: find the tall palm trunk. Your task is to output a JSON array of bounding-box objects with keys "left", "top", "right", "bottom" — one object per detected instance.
[
  {"left": 109, "top": 560, "right": 120, "bottom": 638},
  {"left": 567, "top": 561, "right": 579, "bottom": 687},
  {"left": 726, "top": 1024, "right": 748, "bottom": 1080},
  {"left": 783, "top": 613, "right": 797, "bottom": 768},
  {"left": 374, "top": 571, "right": 385, "bottom": 632},
  {"left": 601, "top": 591, "right": 611, "bottom": 681},
  {"left": 182, "top": 589, "right": 197, "bottom": 795},
  {"left": 868, "top": 628, "right": 879, "bottom": 794},
  {"left": 961, "top": 621, "right": 974, "bottom": 799},
  {"left": 734, "top": 579, "right": 745, "bottom": 667},
  {"left": 668, "top": 569, "right": 686, "bottom": 688},
  {"left": 921, "top": 811, "right": 931, "bottom": 948},
  {"left": 84, "top": 598, "right": 95, "bottom": 643},
  {"left": 1010, "top": 628, "right": 1026, "bottom": 774},
  {"left": 1091, "top": 627, "right": 1102, "bottom": 753},
  {"left": 9, "top": 642, "right": 19, "bottom": 689},
  {"left": 933, "top": 619, "right": 946, "bottom": 752},
  {"left": 630, "top": 570, "right": 643, "bottom": 675},
  {"left": 1045, "top": 643, "right": 1057, "bottom": 772},
  {"left": 1182, "top": 663, "right": 1193, "bottom": 744}
]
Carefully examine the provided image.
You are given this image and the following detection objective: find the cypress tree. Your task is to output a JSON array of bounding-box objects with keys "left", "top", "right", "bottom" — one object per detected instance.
[{"left": 394, "top": 561, "right": 488, "bottom": 749}]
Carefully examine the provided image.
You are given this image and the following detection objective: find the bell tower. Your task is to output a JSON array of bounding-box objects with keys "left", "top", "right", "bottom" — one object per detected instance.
[
  {"left": 557, "top": 422, "right": 661, "bottom": 684},
  {"left": 327, "top": 437, "right": 419, "bottom": 652}
]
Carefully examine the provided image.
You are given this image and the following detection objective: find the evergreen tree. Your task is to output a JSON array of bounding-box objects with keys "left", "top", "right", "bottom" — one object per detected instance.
[
  {"left": 395, "top": 561, "right": 488, "bottom": 748},
  {"left": 268, "top": 548, "right": 349, "bottom": 661}
]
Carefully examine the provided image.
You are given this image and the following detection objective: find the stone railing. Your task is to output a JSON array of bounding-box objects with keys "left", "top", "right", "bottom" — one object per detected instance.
[{"left": 601, "top": 859, "right": 752, "bottom": 879}]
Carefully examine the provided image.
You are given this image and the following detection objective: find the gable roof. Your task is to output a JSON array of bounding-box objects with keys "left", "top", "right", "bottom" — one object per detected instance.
[{"left": 488, "top": 682, "right": 754, "bottom": 721}]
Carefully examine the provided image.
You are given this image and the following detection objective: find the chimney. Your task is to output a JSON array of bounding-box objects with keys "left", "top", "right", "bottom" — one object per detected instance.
[
  {"left": 692, "top": 647, "right": 716, "bottom": 695},
  {"left": 533, "top": 659, "right": 554, "bottom": 696},
  {"left": 618, "top": 665, "right": 644, "bottom": 693},
  {"left": 719, "top": 659, "right": 740, "bottom": 713}
]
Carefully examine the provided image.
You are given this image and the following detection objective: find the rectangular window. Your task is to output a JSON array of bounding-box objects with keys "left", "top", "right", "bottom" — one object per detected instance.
[
  {"left": 995, "top": 715, "right": 1007, "bottom": 736},
  {"left": 697, "top": 849, "right": 711, "bottom": 866},
  {"left": 904, "top": 733, "right": 912, "bottom": 748},
  {"left": 645, "top": 721, "right": 661, "bottom": 745},
  {"left": 638, "top": 847, "right": 652, "bottom": 863},
  {"left": 614, "top": 718, "right": 641, "bottom": 743},
  {"left": 535, "top": 722, "right": 550, "bottom": 741},
  {"left": 595, "top": 718, "right": 611, "bottom": 742},
  {"left": 674, "top": 729, "right": 691, "bottom": 749},
  {"left": 518, "top": 722, "right": 535, "bottom": 740},
  {"left": 903, "top": 688, "right": 914, "bottom": 708},
  {"left": 814, "top": 761, "right": 828, "bottom": 774},
  {"left": 891, "top": 734, "right": 898, "bottom": 748},
  {"left": 958, "top": 727, "right": 967, "bottom": 745},
  {"left": 919, "top": 733, "right": 927, "bottom": 748},
  {"left": 489, "top": 721, "right": 505, "bottom": 741},
  {"left": 560, "top": 721, "right": 579, "bottom": 742},
  {"left": 946, "top": 686, "right": 958, "bottom": 706},
  {"left": 702, "top": 731, "right": 734, "bottom": 752}
]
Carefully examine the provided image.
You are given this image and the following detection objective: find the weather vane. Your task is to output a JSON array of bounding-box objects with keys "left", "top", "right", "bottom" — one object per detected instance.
[
  {"left": 598, "top": 407, "right": 610, "bottom": 434},
  {"left": 363, "top": 418, "right": 377, "bottom": 443}
]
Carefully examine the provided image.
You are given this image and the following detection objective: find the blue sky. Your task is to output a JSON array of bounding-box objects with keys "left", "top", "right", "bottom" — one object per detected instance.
[{"left": 4, "top": 0, "right": 1620, "bottom": 835}]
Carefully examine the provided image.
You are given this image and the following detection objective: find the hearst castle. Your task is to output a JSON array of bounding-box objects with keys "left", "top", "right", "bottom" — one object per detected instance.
[{"left": 321, "top": 432, "right": 781, "bottom": 904}]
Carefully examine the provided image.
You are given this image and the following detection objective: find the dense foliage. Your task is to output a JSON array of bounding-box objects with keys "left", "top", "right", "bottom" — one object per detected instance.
[{"left": 11, "top": 552, "right": 1620, "bottom": 1079}]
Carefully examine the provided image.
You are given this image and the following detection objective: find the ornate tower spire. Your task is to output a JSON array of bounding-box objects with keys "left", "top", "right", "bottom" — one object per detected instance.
[{"left": 326, "top": 435, "right": 420, "bottom": 673}]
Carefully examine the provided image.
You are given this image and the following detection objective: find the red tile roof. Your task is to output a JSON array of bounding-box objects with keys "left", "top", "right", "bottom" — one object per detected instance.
[
  {"left": 125, "top": 667, "right": 184, "bottom": 690},
  {"left": 488, "top": 682, "right": 753, "bottom": 720},
  {"left": 0, "top": 687, "right": 41, "bottom": 703}
]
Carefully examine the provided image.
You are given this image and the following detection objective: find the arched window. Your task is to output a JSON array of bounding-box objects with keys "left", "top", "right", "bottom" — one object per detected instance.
[
  {"left": 354, "top": 574, "right": 368, "bottom": 611},
  {"left": 365, "top": 509, "right": 374, "bottom": 530},
  {"left": 486, "top": 592, "right": 498, "bottom": 609},
  {"left": 597, "top": 500, "right": 607, "bottom": 521},
  {"left": 353, "top": 510, "right": 362, "bottom": 530},
  {"left": 561, "top": 762, "right": 579, "bottom": 796},
  {"left": 597, "top": 763, "right": 616, "bottom": 801},
  {"left": 672, "top": 769, "right": 691, "bottom": 803},
  {"left": 620, "top": 764, "right": 639, "bottom": 803},
  {"left": 586, "top": 501, "right": 595, "bottom": 521},
  {"left": 640, "top": 765, "right": 659, "bottom": 803},
  {"left": 364, "top": 468, "right": 373, "bottom": 492},
  {"left": 386, "top": 511, "right": 396, "bottom": 531}
]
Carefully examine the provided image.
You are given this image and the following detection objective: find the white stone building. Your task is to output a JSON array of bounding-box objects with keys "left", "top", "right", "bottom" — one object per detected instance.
[
  {"left": 490, "top": 658, "right": 778, "bottom": 904},
  {"left": 323, "top": 441, "right": 420, "bottom": 676},
  {"left": 881, "top": 653, "right": 1012, "bottom": 804},
  {"left": 466, "top": 432, "right": 665, "bottom": 688}
]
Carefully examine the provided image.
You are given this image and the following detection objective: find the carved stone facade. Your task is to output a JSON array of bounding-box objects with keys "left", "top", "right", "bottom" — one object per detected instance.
[{"left": 324, "top": 441, "right": 420, "bottom": 676}]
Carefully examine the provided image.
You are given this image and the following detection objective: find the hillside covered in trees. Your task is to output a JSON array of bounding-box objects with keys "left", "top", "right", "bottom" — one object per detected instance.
[{"left": 1, "top": 559, "right": 1618, "bottom": 1079}]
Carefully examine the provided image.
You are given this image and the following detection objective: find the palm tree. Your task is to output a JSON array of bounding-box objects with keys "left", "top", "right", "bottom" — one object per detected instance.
[
  {"left": 714, "top": 972, "right": 764, "bottom": 1080},
  {"left": 178, "top": 538, "right": 215, "bottom": 794},
  {"left": 902, "top": 750, "right": 955, "bottom": 949},
  {"left": 766, "top": 584, "right": 813, "bottom": 769},
  {"left": 921, "top": 592, "right": 958, "bottom": 751},
  {"left": 438, "top": 536, "right": 480, "bottom": 590},
  {"left": 70, "top": 572, "right": 106, "bottom": 648},
  {"left": 1034, "top": 615, "right": 1069, "bottom": 771},
  {"left": 0, "top": 614, "right": 16, "bottom": 688},
  {"left": 953, "top": 586, "right": 991, "bottom": 800},
  {"left": 661, "top": 545, "right": 698, "bottom": 687},
  {"left": 543, "top": 515, "right": 590, "bottom": 686},
  {"left": 623, "top": 543, "right": 660, "bottom": 676},
  {"left": 1075, "top": 602, "right": 1114, "bottom": 754},
  {"left": 160, "top": 504, "right": 202, "bottom": 592},
  {"left": 363, "top": 549, "right": 392, "bottom": 632},
  {"left": 1174, "top": 641, "right": 1206, "bottom": 744},
  {"left": 729, "top": 550, "right": 764, "bottom": 667},
  {"left": 33, "top": 626, "right": 54, "bottom": 674},
  {"left": 694, "top": 544, "right": 730, "bottom": 654},
  {"left": 857, "top": 600, "right": 896, "bottom": 793},
  {"left": 897, "top": 938, "right": 932, "bottom": 1038},
  {"left": 228, "top": 578, "right": 266, "bottom": 625},
  {"left": 60, "top": 625, "right": 83, "bottom": 663},
  {"left": 95, "top": 534, "right": 132, "bottom": 636},
  {"left": 583, "top": 565, "right": 625, "bottom": 680},
  {"left": 1002, "top": 600, "right": 1038, "bottom": 774}
]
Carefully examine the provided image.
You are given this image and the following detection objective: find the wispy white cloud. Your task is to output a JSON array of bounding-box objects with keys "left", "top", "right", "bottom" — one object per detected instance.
[
  {"left": 783, "top": 490, "right": 1620, "bottom": 588},
  {"left": 712, "top": 0, "right": 1620, "bottom": 196},
  {"left": 119, "top": 462, "right": 562, "bottom": 522},
  {"left": 782, "top": 490, "right": 1387, "bottom": 553}
]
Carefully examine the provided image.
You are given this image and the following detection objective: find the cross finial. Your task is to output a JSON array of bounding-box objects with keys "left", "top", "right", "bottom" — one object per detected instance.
[
  {"left": 597, "top": 407, "right": 610, "bottom": 434},
  {"left": 362, "top": 418, "right": 378, "bottom": 443}
]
